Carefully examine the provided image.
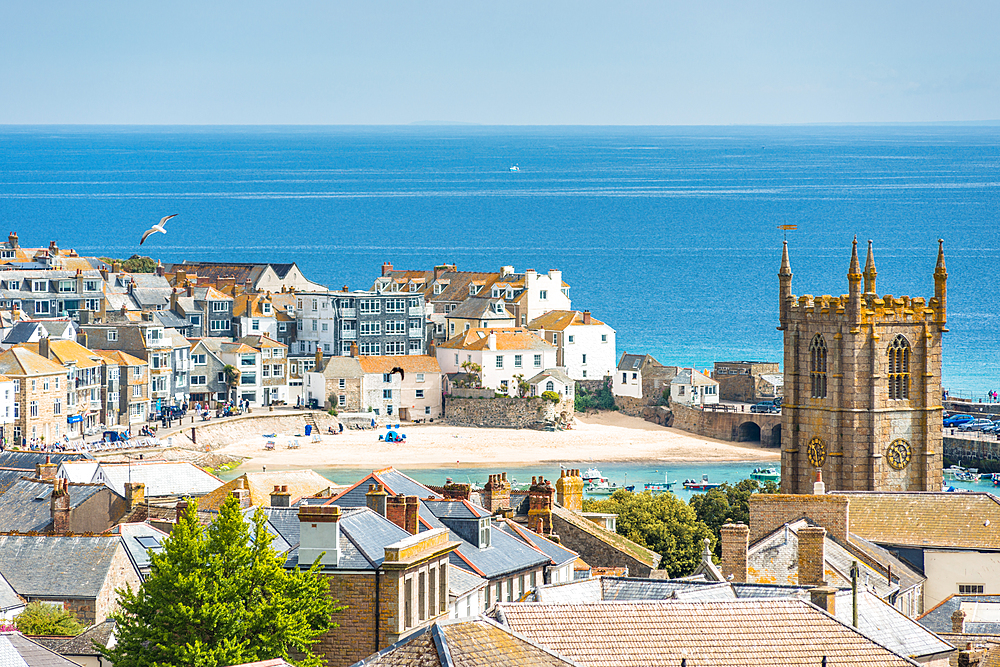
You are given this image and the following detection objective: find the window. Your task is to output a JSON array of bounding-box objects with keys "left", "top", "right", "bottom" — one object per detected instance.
[
  {"left": 383, "top": 373, "right": 392, "bottom": 383},
  {"left": 360, "top": 321, "right": 381, "bottom": 336},
  {"left": 959, "top": 584, "right": 985, "bottom": 594},
  {"left": 29, "top": 401, "right": 38, "bottom": 417},
  {"left": 359, "top": 342, "right": 380, "bottom": 355},
  {"left": 193, "top": 354, "right": 206, "bottom": 365},
  {"left": 425, "top": 406, "right": 431, "bottom": 415},
  {"left": 32, "top": 280, "right": 47, "bottom": 291},
  {"left": 272, "top": 348, "right": 283, "bottom": 358},
  {"left": 262, "top": 365, "right": 270, "bottom": 378},
  {"left": 496, "top": 356, "right": 503, "bottom": 368},
  {"left": 191, "top": 375, "right": 206, "bottom": 385},
  {"left": 568, "top": 335, "right": 574, "bottom": 343},
  {"left": 404, "top": 578, "right": 413, "bottom": 629},
  {"left": 358, "top": 299, "right": 380, "bottom": 314},
  {"left": 252, "top": 319, "right": 260, "bottom": 331},
  {"left": 386, "top": 320, "right": 406, "bottom": 334},
  {"left": 34, "top": 300, "right": 50, "bottom": 314},
  {"left": 415, "top": 389, "right": 424, "bottom": 399},
  {"left": 546, "top": 380, "right": 555, "bottom": 392},
  {"left": 241, "top": 373, "right": 256, "bottom": 385},
  {"left": 582, "top": 354, "right": 587, "bottom": 364},
  {"left": 810, "top": 335, "right": 828, "bottom": 399},
  {"left": 278, "top": 322, "right": 286, "bottom": 332},
  {"left": 241, "top": 354, "right": 255, "bottom": 366},
  {"left": 210, "top": 319, "right": 230, "bottom": 331},
  {"left": 5, "top": 279, "right": 17, "bottom": 288},
  {"left": 383, "top": 389, "right": 392, "bottom": 399},
  {"left": 469, "top": 285, "right": 480, "bottom": 296},
  {"left": 479, "top": 518, "right": 491, "bottom": 548},
  {"left": 84, "top": 280, "right": 98, "bottom": 292},
  {"left": 218, "top": 372, "right": 226, "bottom": 383},
  {"left": 338, "top": 394, "right": 346, "bottom": 406},
  {"left": 539, "top": 290, "right": 547, "bottom": 300},
  {"left": 551, "top": 333, "right": 558, "bottom": 344},
  {"left": 262, "top": 302, "right": 271, "bottom": 314},
  {"left": 211, "top": 301, "right": 228, "bottom": 312},
  {"left": 386, "top": 299, "right": 405, "bottom": 313},
  {"left": 385, "top": 341, "right": 405, "bottom": 355},
  {"left": 338, "top": 378, "right": 346, "bottom": 389},
  {"left": 133, "top": 366, "right": 142, "bottom": 378},
  {"left": 602, "top": 334, "right": 608, "bottom": 342},
  {"left": 312, "top": 299, "right": 318, "bottom": 310},
  {"left": 514, "top": 354, "right": 522, "bottom": 368},
  {"left": 58, "top": 280, "right": 75, "bottom": 293},
  {"left": 321, "top": 322, "right": 328, "bottom": 331},
  {"left": 311, "top": 320, "right": 317, "bottom": 331},
  {"left": 888, "top": 335, "right": 911, "bottom": 400},
  {"left": 433, "top": 283, "right": 443, "bottom": 295},
  {"left": 13, "top": 403, "right": 18, "bottom": 419},
  {"left": 533, "top": 354, "right": 541, "bottom": 368},
  {"left": 272, "top": 364, "right": 283, "bottom": 377},
  {"left": 53, "top": 398, "right": 61, "bottom": 415},
  {"left": 133, "top": 384, "right": 141, "bottom": 397}
]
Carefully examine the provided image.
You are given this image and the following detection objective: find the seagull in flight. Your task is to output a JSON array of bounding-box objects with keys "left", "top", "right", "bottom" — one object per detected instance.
[{"left": 139, "top": 214, "right": 177, "bottom": 245}]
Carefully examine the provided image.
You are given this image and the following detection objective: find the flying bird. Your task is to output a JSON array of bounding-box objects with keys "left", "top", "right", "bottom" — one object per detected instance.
[{"left": 139, "top": 214, "right": 177, "bottom": 245}]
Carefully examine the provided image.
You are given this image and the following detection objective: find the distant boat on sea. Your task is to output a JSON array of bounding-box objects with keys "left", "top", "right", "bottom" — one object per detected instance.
[{"left": 509, "top": 164, "right": 519, "bottom": 172}]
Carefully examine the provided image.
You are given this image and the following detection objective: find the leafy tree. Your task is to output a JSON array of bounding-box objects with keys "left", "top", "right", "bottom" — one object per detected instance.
[
  {"left": 223, "top": 364, "right": 240, "bottom": 402},
  {"left": 99, "top": 255, "right": 158, "bottom": 273},
  {"left": 575, "top": 379, "right": 618, "bottom": 412},
  {"left": 102, "top": 497, "right": 340, "bottom": 667},
  {"left": 14, "top": 602, "right": 85, "bottom": 636},
  {"left": 583, "top": 490, "right": 713, "bottom": 577},
  {"left": 513, "top": 373, "right": 530, "bottom": 398},
  {"left": 540, "top": 390, "right": 561, "bottom": 402},
  {"left": 459, "top": 360, "right": 482, "bottom": 388},
  {"left": 690, "top": 478, "right": 779, "bottom": 557}
]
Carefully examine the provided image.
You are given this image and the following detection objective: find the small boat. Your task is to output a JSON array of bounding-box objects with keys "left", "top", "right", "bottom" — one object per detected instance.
[
  {"left": 585, "top": 481, "right": 633, "bottom": 496},
  {"left": 991, "top": 473, "right": 1000, "bottom": 487},
  {"left": 509, "top": 164, "right": 520, "bottom": 172},
  {"left": 943, "top": 464, "right": 967, "bottom": 477},
  {"left": 582, "top": 468, "right": 606, "bottom": 484},
  {"left": 954, "top": 471, "right": 982, "bottom": 482},
  {"left": 683, "top": 474, "right": 722, "bottom": 491},
  {"left": 750, "top": 467, "right": 781, "bottom": 483},
  {"left": 644, "top": 473, "right": 677, "bottom": 494}
]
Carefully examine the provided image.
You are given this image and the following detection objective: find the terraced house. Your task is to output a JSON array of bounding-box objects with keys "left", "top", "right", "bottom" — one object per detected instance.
[
  {"left": 26, "top": 338, "right": 104, "bottom": 437},
  {"left": 0, "top": 268, "right": 106, "bottom": 320},
  {"left": 294, "top": 290, "right": 427, "bottom": 358},
  {"left": 94, "top": 349, "right": 149, "bottom": 426},
  {"left": 0, "top": 346, "right": 66, "bottom": 446}
]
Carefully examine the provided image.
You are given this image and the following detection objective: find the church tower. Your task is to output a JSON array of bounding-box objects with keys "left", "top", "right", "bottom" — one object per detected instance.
[{"left": 778, "top": 238, "right": 946, "bottom": 493}]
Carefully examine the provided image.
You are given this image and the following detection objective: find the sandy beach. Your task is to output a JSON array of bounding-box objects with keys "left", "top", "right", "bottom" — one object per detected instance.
[{"left": 210, "top": 412, "right": 779, "bottom": 470}]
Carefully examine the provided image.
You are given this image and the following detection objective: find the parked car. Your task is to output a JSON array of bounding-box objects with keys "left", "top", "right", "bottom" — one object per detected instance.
[
  {"left": 750, "top": 402, "right": 780, "bottom": 414},
  {"left": 944, "top": 413, "right": 975, "bottom": 427},
  {"left": 958, "top": 418, "right": 995, "bottom": 432}
]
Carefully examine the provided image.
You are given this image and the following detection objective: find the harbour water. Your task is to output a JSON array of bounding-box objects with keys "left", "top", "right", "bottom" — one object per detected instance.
[{"left": 2, "top": 125, "right": 998, "bottom": 393}]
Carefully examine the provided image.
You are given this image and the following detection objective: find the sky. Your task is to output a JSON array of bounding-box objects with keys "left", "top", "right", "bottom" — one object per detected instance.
[{"left": 2, "top": 1, "right": 999, "bottom": 125}]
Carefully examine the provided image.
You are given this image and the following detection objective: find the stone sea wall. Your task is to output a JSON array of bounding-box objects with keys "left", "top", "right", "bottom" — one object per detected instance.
[{"left": 444, "top": 396, "right": 574, "bottom": 429}]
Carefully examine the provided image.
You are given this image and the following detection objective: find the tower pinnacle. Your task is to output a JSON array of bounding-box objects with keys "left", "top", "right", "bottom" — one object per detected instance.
[{"left": 863, "top": 240, "right": 877, "bottom": 294}]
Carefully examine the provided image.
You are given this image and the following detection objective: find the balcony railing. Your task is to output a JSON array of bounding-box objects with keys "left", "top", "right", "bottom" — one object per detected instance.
[
  {"left": 408, "top": 306, "right": 423, "bottom": 317},
  {"left": 409, "top": 329, "right": 423, "bottom": 338},
  {"left": 339, "top": 308, "right": 357, "bottom": 318},
  {"left": 341, "top": 330, "right": 357, "bottom": 340}
]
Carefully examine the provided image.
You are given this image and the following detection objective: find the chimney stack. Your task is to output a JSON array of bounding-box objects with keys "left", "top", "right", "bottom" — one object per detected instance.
[
  {"left": 366, "top": 483, "right": 388, "bottom": 516},
  {"left": 555, "top": 469, "right": 583, "bottom": 512},
  {"left": 810, "top": 586, "right": 837, "bottom": 615},
  {"left": 350, "top": 342, "right": 359, "bottom": 358},
  {"left": 813, "top": 469, "right": 826, "bottom": 495},
  {"left": 582, "top": 310, "right": 592, "bottom": 325},
  {"left": 176, "top": 499, "right": 189, "bottom": 522},
  {"left": 231, "top": 478, "right": 251, "bottom": 509},
  {"left": 381, "top": 262, "right": 393, "bottom": 277},
  {"left": 39, "top": 336, "right": 50, "bottom": 360},
  {"left": 528, "top": 477, "right": 555, "bottom": 536},
  {"left": 798, "top": 526, "right": 827, "bottom": 587},
  {"left": 952, "top": 609, "right": 967, "bottom": 634},
  {"left": 270, "top": 485, "right": 291, "bottom": 508},
  {"left": 483, "top": 473, "right": 511, "bottom": 513},
  {"left": 50, "top": 478, "right": 71, "bottom": 533},
  {"left": 404, "top": 495, "right": 419, "bottom": 534},
  {"left": 386, "top": 494, "right": 407, "bottom": 531},
  {"left": 441, "top": 479, "right": 471, "bottom": 501},
  {"left": 36, "top": 455, "right": 57, "bottom": 481},
  {"left": 297, "top": 504, "right": 341, "bottom": 567},
  {"left": 7, "top": 232, "right": 18, "bottom": 249},
  {"left": 125, "top": 482, "right": 145, "bottom": 510},
  {"left": 720, "top": 522, "right": 750, "bottom": 583}
]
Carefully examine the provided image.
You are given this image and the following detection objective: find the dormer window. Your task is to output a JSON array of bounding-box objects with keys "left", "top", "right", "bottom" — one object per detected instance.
[
  {"left": 492, "top": 287, "right": 500, "bottom": 298},
  {"left": 469, "top": 285, "right": 480, "bottom": 296},
  {"left": 262, "top": 303, "right": 271, "bottom": 314},
  {"left": 32, "top": 280, "right": 47, "bottom": 292},
  {"left": 479, "top": 518, "right": 491, "bottom": 549},
  {"left": 433, "top": 284, "right": 443, "bottom": 295},
  {"left": 7, "top": 280, "right": 18, "bottom": 290}
]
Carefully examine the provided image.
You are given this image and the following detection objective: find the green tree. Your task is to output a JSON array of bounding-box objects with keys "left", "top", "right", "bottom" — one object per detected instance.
[
  {"left": 14, "top": 602, "right": 85, "bottom": 636},
  {"left": 99, "top": 255, "right": 158, "bottom": 273},
  {"left": 459, "top": 360, "right": 482, "bottom": 388},
  {"left": 513, "top": 374, "right": 530, "bottom": 398},
  {"left": 689, "top": 478, "right": 779, "bottom": 557},
  {"left": 222, "top": 364, "right": 240, "bottom": 402},
  {"left": 583, "top": 490, "right": 713, "bottom": 577},
  {"left": 102, "top": 497, "right": 339, "bottom": 667}
]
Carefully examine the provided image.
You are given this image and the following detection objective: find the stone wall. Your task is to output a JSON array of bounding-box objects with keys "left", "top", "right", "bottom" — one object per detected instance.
[
  {"left": 614, "top": 395, "right": 652, "bottom": 418},
  {"left": 576, "top": 378, "right": 609, "bottom": 395},
  {"left": 316, "top": 572, "right": 378, "bottom": 667},
  {"left": 164, "top": 412, "right": 341, "bottom": 451},
  {"left": 445, "top": 397, "right": 574, "bottom": 429},
  {"left": 551, "top": 513, "right": 656, "bottom": 577},
  {"left": 748, "top": 494, "right": 849, "bottom": 543},
  {"left": 449, "top": 388, "right": 494, "bottom": 399},
  {"left": 670, "top": 401, "right": 782, "bottom": 446},
  {"left": 943, "top": 435, "right": 1000, "bottom": 473}
]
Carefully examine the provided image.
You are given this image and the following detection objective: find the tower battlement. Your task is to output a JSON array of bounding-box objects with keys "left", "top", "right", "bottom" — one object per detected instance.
[{"left": 778, "top": 237, "right": 946, "bottom": 494}]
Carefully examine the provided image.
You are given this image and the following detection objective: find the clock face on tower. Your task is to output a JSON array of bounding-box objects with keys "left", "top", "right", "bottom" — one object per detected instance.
[
  {"left": 807, "top": 437, "right": 826, "bottom": 468},
  {"left": 886, "top": 439, "right": 912, "bottom": 470}
]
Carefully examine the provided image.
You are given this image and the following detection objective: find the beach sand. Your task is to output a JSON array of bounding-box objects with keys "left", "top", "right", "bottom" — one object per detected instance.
[{"left": 213, "top": 412, "right": 779, "bottom": 470}]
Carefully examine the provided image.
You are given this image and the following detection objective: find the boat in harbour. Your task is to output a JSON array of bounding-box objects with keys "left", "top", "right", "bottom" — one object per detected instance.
[
  {"left": 585, "top": 480, "right": 634, "bottom": 496},
  {"left": 683, "top": 474, "right": 722, "bottom": 491},
  {"left": 750, "top": 467, "right": 780, "bottom": 483},
  {"left": 582, "top": 467, "right": 606, "bottom": 484},
  {"left": 509, "top": 164, "right": 520, "bottom": 172},
  {"left": 644, "top": 472, "right": 677, "bottom": 494},
  {"left": 954, "top": 470, "right": 982, "bottom": 482}
]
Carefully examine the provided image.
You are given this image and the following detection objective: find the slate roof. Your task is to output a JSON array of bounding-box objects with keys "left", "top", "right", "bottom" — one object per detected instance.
[
  {"left": 671, "top": 368, "right": 718, "bottom": 387},
  {"left": 284, "top": 507, "right": 413, "bottom": 571},
  {"left": 616, "top": 353, "right": 662, "bottom": 372},
  {"left": 422, "top": 499, "right": 491, "bottom": 520},
  {"left": 105, "top": 523, "right": 168, "bottom": 574},
  {"left": 422, "top": 510, "right": 550, "bottom": 580},
  {"left": 318, "top": 356, "right": 363, "bottom": 378},
  {"left": 349, "top": 618, "right": 581, "bottom": 667},
  {"left": 449, "top": 566, "right": 488, "bottom": 599},
  {"left": 331, "top": 467, "right": 443, "bottom": 508},
  {"left": 257, "top": 507, "right": 302, "bottom": 548},
  {"left": 0, "top": 570, "right": 22, "bottom": 612},
  {"left": 52, "top": 620, "right": 117, "bottom": 656},
  {"left": 0, "top": 633, "right": 82, "bottom": 666},
  {"left": 0, "top": 452, "right": 88, "bottom": 471},
  {"left": 836, "top": 491, "right": 1000, "bottom": 550},
  {"left": 495, "top": 520, "right": 579, "bottom": 569},
  {"left": 498, "top": 599, "right": 920, "bottom": 667},
  {"left": 0, "top": 478, "right": 109, "bottom": 533},
  {"left": 527, "top": 368, "right": 574, "bottom": 386},
  {"left": 98, "top": 461, "right": 223, "bottom": 497},
  {"left": 0, "top": 535, "right": 130, "bottom": 599},
  {"left": 833, "top": 591, "right": 954, "bottom": 661},
  {"left": 919, "top": 594, "right": 1000, "bottom": 635},
  {"left": 446, "top": 297, "right": 513, "bottom": 320}
]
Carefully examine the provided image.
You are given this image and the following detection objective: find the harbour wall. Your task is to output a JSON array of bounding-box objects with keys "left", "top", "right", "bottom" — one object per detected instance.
[{"left": 669, "top": 402, "right": 782, "bottom": 447}]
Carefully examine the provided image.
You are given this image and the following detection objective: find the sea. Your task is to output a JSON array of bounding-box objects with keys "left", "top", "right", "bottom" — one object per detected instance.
[{"left": 1, "top": 124, "right": 998, "bottom": 399}]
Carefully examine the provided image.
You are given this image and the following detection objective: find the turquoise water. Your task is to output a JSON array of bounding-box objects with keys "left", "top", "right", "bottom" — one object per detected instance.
[
  {"left": 2, "top": 125, "right": 999, "bottom": 393},
  {"left": 222, "top": 459, "right": 776, "bottom": 503}
]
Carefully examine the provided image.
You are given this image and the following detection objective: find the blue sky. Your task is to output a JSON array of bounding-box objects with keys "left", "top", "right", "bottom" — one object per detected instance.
[{"left": 2, "top": 1, "right": 998, "bottom": 124}]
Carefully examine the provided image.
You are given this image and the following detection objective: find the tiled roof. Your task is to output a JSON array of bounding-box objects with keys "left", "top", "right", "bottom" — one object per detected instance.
[
  {"left": 0, "top": 478, "right": 108, "bottom": 533},
  {"left": 92, "top": 349, "right": 147, "bottom": 367},
  {"left": 0, "top": 535, "right": 130, "bottom": 599},
  {"left": 0, "top": 347, "right": 66, "bottom": 377},
  {"left": 357, "top": 355, "right": 441, "bottom": 375},
  {"left": 198, "top": 470, "right": 338, "bottom": 512},
  {"left": 498, "top": 600, "right": 919, "bottom": 667},
  {"left": 21, "top": 340, "right": 104, "bottom": 368},
  {"left": 836, "top": 491, "right": 1000, "bottom": 549},
  {"left": 98, "top": 462, "right": 224, "bottom": 497},
  {"left": 438, "top": 328, "right": 554, "bottom": 352},
  {"left": 527, "top": 310, "right": 606, "bottom": 331},
  {"left": 351, "top": 618, "right": 580, "bottom": 667}
]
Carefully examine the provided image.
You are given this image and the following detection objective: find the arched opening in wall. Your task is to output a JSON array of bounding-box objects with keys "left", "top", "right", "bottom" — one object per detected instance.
[
  {"left": 736, "top": 421, "right": 762, "bottom": 442},
  {"left": 770, "top": 424, "right": 781, "bottom": 448}
]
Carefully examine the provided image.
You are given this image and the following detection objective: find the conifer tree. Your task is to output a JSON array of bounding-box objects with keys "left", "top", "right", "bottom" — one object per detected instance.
[{"left": 102, "top": 497, "right": 339, "bottom": 667}]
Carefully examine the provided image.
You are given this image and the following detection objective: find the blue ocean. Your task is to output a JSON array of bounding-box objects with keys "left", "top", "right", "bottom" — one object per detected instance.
[{"left": 1, "top": 125, "right": 998, "bottom": 394}]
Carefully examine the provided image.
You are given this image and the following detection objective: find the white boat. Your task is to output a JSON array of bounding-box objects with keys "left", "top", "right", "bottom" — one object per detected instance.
[
  {"left": 509, "top": 164, "right": 519, "bottom": 172},
  {"left": 585, "top": 480, "right": 633, "bottom": 496},
  {"left": 582, "top": 467, "right": 606, "bottom": 483}
]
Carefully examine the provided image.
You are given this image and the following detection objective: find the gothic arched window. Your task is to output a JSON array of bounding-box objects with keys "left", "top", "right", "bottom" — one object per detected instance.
[
  {"left": 888, "top": 335, "right": 911, "bottom": 400},
  {"left": 810, "top": 335, "right": 828, "bottom": 399}
]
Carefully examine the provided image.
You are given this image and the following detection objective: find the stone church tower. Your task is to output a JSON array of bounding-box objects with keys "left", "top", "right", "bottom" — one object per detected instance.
[{"left": 778, "top": 238, "right": 946, "bottom": 493}]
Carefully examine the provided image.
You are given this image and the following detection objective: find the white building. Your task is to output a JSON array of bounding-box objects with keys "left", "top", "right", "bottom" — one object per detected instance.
[
  {"left": 436, "top": 328, "right": 557, "bottom": 397},
  {"left": 528, "top": 369, "right": 575, "bottom": 401},
  {"left": 0, "top": 375, "right": 14, "bottom": 441},
  {"left": 449, "top": 566, "right": 488, "bottom": 618},
  {"left": 513, "top": 268, "right": 572, "bottom": 325},
  {"left": 670, "top": 368, "right": 719, "bottom": 406},
  {"left": 527, "top": 310, "right": 616, "bottom": 381}
]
